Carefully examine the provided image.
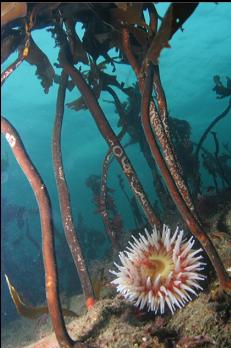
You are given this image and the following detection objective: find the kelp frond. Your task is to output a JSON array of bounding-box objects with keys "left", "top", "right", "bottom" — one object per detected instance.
[{"left": 5, "top": 274, "right": 78, "bottom": 319}]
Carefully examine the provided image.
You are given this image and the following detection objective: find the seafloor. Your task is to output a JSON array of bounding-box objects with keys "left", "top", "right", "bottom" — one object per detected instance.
[{"left": 2, "top": 201, "right": 231, "bottom": 348}]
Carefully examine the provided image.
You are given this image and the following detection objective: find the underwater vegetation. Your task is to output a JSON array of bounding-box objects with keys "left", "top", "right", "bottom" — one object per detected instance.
[{"left": 1, "top": 3, "right": 231, "bottom": 348}]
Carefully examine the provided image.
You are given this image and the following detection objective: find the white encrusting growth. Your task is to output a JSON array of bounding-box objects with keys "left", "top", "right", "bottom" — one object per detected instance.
[
  {"left": 5, "top": 133, "right": 16, "bottom": 147},
  {"left": 110, "top": 225, "right": 206, "bottom": 315}
]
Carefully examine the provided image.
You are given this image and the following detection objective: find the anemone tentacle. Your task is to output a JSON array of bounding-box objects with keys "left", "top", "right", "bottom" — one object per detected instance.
[{"left": 110, "top": 225, "right": 206, "bottom": 315}]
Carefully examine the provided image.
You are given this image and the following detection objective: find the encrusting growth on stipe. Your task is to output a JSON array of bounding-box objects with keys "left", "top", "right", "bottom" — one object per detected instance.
[{"left": 110, "top": 225, "right": 206, "bottom": 315}]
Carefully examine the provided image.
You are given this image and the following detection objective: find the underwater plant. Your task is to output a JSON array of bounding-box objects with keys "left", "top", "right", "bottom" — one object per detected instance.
[
  {"left": 86, "top": 173, "right": 124, "bottom": 247},
  {"left": 5, "top": 274, "right": 78, "bottom": 320},
  {"left": 213, "top": 75, "right": 231, "bottom": 99},
  {"left": 1, "top": 3, "right": 231, "bottom": 348}
]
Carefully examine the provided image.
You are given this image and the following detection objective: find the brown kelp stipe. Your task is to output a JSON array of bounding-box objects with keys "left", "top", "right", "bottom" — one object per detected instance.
[
  {"left": 195, "top": 98, "right": 231, "bottom": 160},
  {"left": 151, "top": 65, "right": 197, "bottom": 217},
  {"left": 52, "top": 70, "right": 95, "bottom": 309},
  {"left": 58, "top": 36, "right": 160, "bottom": 230},
  {"left": 1, "top": 55, "right": 24, "bottom": 86},
  {"left": 100, "top": 126, "right": 127, "bottom": 248},
  {"left": 140, "top": 64, "right": 231, "bottom": 292},
  {"left": 122, "top": 20, "right": 231, "bottom": 292},
  {"left": 1, "top": 116, "right": 87, "bottom": 348},
  {"left": 1, "top": 21, "right": 31, "bottom": 86},
  {"left": 123, "top": 27, "right": 196, "bottom": 218},
  {"left": 100, "top": 148, "right": 118, "bottom": 246}
]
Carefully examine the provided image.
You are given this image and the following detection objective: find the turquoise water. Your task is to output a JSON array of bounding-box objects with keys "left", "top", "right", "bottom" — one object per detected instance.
[{"left": 1, "top": 2, "right": 231, "bottom": 330}]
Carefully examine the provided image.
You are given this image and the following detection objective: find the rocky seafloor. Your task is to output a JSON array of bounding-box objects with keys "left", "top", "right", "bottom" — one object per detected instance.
[{"left": 1, "top": 201, "right": 231, "bottom": 348}]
